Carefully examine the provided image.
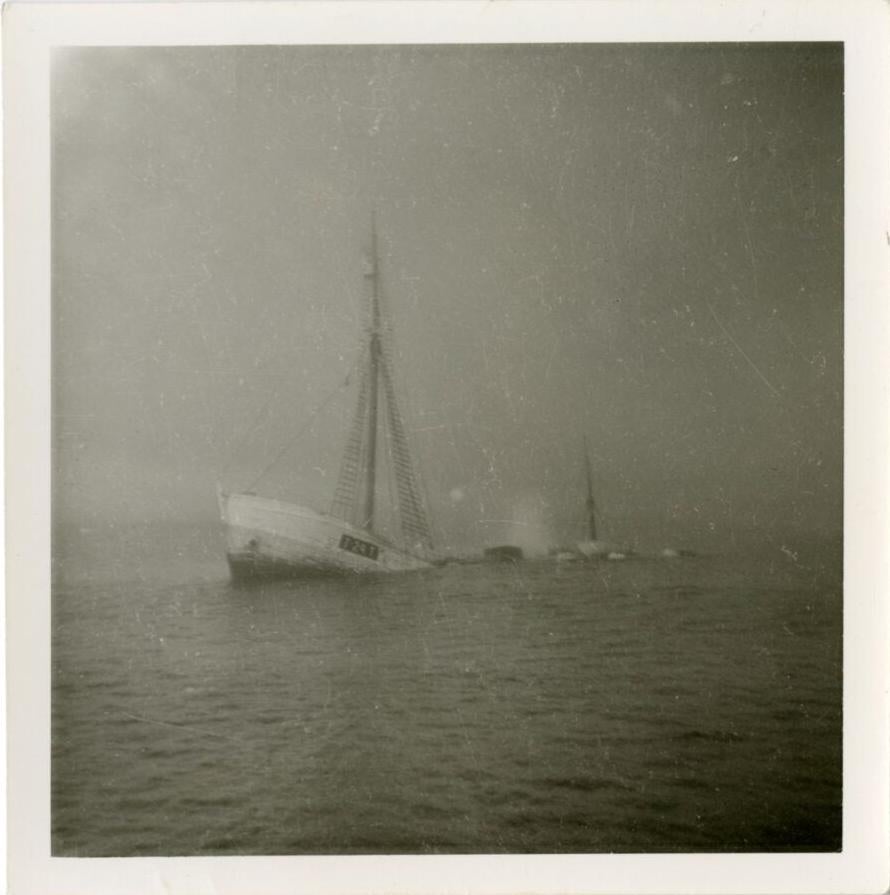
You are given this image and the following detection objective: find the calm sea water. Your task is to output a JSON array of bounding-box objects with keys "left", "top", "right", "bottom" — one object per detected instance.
[{"left": 52, "top": 523, "right": 842, "bottom": 855}]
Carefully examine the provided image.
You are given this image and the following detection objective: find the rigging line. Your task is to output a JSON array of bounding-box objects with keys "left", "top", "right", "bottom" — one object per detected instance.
[
  {"left": 243, "top": 359, "right": 359, "bottom": 494},
  {"left": 330, "top": 359, "right": 371, "bottom": 522},
  {"left": 380, "top": 353, "right": 432, "bottom": 546},
  {"left": 381, "top": 387, "right": 400, "bottom": 541},
  {"left": 381, "top": 398, "right": 430, "bottom": 556},
  {"left": 219, "top": 372, "right": 289, "bottom": 483}
]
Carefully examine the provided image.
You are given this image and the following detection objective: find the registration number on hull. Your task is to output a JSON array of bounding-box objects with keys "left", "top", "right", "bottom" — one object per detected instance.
[{"left": 339, "top": 533, "right": 380, "bottom": 561}]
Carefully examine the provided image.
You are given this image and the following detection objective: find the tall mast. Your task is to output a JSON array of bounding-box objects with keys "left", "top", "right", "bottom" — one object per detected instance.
[
  {"left": 583, "top": 436, "right": 597, "bottom": 541},
  {"left": 330, "top": 213, "right": 433, "bottom": 550},
  {"left": 362, "top": 212, "right": 381, "bottom": 530}
]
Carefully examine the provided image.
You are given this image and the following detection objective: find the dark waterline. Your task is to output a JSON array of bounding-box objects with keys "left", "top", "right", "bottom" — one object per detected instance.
[{"left": 52, "top": 524, "right": 842, "bottom": 855}]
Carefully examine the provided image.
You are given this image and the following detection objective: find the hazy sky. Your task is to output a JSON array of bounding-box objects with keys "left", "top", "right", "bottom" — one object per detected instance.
[{"left": 52, "top": 43, "right": 843, "bottom": 553}]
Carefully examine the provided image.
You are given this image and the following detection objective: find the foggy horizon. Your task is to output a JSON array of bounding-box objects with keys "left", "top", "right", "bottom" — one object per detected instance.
[{"left": 52, "top": 43, "right": 843, "bottom": 556}]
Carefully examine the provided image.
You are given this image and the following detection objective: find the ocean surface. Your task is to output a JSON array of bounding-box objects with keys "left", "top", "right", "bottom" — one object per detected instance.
[{"left": 52, "top": 523, "right": 842, "bottom": 855}]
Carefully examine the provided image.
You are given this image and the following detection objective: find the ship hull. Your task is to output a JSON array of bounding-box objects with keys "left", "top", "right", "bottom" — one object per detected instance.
[{"left": 220, "top": 492, "right": 432, "bottom": 580}]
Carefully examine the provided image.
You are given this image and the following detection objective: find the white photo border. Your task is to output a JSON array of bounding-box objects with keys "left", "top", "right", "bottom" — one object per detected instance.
[{"left": 5, "top": 2, "right": 889, "bottom": 893}]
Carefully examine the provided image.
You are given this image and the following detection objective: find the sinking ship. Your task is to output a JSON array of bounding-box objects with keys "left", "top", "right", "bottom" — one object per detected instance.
[{"left": 219, "top": 219, "right": 435, "bottom": 580}]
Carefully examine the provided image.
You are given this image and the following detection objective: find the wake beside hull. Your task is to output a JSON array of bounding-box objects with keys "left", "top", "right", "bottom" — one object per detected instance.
[{"left": 221, "top": 492, "right": 432, "bottom": 580}]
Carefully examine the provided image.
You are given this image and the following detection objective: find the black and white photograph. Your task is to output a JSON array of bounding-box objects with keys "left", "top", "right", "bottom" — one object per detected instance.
[{"left": 6, "top": 2, "right": 890, "bottom": 893}]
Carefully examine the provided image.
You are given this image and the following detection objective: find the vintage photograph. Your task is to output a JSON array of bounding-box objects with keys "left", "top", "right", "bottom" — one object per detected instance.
[{"left": 50, "top": 42, "right": 843, "bottom": 856}]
